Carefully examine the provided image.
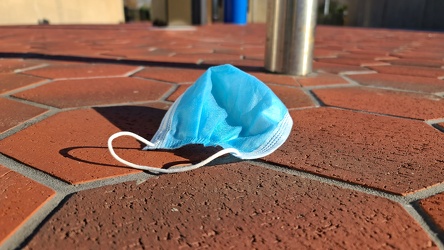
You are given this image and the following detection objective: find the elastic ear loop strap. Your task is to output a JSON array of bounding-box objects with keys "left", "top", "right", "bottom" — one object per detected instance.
[{"left": 108, "top": 131, "right": 239, "bottom": 173}]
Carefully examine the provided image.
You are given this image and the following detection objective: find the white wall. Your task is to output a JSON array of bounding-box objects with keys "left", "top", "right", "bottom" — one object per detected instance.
[{"left": 0, "top": 0, "right": 125, "bottom": 25}]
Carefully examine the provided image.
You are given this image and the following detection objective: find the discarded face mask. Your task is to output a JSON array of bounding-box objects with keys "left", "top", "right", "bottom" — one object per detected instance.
[{"left": 108, "top": 64, "right": 293, "bottom": 173}]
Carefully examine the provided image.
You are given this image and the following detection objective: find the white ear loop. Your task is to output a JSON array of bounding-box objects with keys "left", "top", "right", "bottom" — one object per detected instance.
[{"left": 107, "top": 131, "right": 239, "bottom": 174}]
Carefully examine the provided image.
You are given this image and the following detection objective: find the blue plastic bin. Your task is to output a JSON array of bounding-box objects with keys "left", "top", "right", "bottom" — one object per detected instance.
[{"left": 224, "top": 0, "right": 248, "bottom": 25}]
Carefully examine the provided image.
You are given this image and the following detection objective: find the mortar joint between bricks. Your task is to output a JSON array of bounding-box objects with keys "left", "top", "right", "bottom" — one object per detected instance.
[
  {"left": 0, "top": 109, "right": 60, "bottom": 141},
  {"left": 0, "top": 79, "right": 53, "bottom": 97},
  {"left": 123, "top": 66, "right": 145, "bottom": 77},
  {"left": 247, "top": 160, "right": 407, "bottom": 204},
  {"left": 13, "top": 63, "right": 49, "bottom": 73}
]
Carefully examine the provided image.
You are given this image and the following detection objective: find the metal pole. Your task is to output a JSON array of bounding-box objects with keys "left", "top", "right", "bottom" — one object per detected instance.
[
  {"left": 265, "top": 0, "right": 318, "bottom": 76},
  {"left": 324, "top": 0, "right": 330, "bottom": 15}
]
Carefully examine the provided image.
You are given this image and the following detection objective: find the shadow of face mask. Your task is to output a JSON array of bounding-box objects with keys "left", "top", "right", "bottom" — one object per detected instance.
[{"left": 108, "top": 64, "right": 293, "bottom": 173}]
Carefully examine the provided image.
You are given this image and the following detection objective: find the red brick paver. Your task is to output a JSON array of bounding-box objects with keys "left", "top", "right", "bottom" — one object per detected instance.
[
  {"left": 265, "top": 108, "right": 444, "bottom": 195},
  {"left": 249, "top": 72, "right": 299, "bottom": 86},
  {"left": 13, "top": 77, "right": 172, "bottom": 108},
  {"left": 437, "top": 123, "right": 444, "bottom": 131},
  {"left": 419, "top": 192, "right": 444, "bottom": 233},
  {"left": 313, "top": 61, "right": 372, "bottom": 74},
  {"left": 135, "top": 67, "right": 205, "bottom": 83},
  {"left": 0, "top": 59, "right": 42, "bottom": 73},
  {"left": 166, "top": 84, "right": 191, "bottom": 102},
  {"left": 348, "top": 73, "right": 444, "bottom": 93},
  {"left": 0, "top": 165, "right": 54, "bottom": 245},
  {"left": 23, "top": 63, "right": 140, "bottom": 79},
  {"left": 382, "top": 58, "right": 444, "bottom": 68},
  {"left": 316, "top": 57, "right": 387, "bottom": 67},
  {"left": 0, "top": 74, "right": 47, "bottom": 94},
  {"left": 0, "top": 98, "right": 47, "bottom": 133},
  {"left": 0, "top": 106, "right": 219, "bottom": 184},
  {"left": 312, "top": 86, "right": 444, "bottom": 120},
  {"left": 369, "top": 65, "right": 444, "bottom": 79},
  {"left": 297, "top": 73, "right": 348, "bottom": 87},
  {"left": 1, "top": 109, "right": 142, "bottom": 184},
  {"left": 23, "top": 164, "right": 435, "bottom": 249},
  {"left": 202, "top": 58, "right": 264, "bottom": 69},
  {"left": 267, "top": 85, "right": 315, "bottom": 109}
]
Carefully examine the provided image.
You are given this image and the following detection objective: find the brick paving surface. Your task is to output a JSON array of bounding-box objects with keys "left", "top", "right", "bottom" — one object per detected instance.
[
  {"left": 12, "top": 77, "right": 172, "bottom": 108},
  {"left": 0, "top": 74, "right": 47, "bottom": 94},
  {"left": 348, "top": 73, "right": 444, "bottom": 93},
  {"left": 0, "top": 23, "right": 443, "bottom": 249},
  {"left": 22, "top": 63, "right": 140, "bottom": 79},
  {"left": 420, "top": 193, "right": 444, "bottom": 234},
  {"left": 312, "top": 87, "right": 444, "bottom": 120},
  {"left": 0, "top": 165, "right": 54, "bottom": 246},
  {"left": 0, "top": 98, "right": 47, "bottom": 133},
  {"left": 23, "top": 165, "right": 435, "bottom": 249}
]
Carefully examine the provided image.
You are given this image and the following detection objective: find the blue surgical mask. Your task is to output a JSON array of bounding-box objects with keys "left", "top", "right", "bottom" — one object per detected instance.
[{"left": 108, "top": 64, "right": 293, "bottom": 173}]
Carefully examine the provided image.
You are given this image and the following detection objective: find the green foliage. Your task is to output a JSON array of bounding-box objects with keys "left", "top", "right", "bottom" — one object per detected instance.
[{"left": 317, "top": 1, "right": 347, "bottom": 25}]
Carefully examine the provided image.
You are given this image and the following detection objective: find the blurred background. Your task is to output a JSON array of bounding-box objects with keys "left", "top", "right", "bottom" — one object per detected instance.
[{"left": 0, "top": 0, "right": 443, "bottom": 30}]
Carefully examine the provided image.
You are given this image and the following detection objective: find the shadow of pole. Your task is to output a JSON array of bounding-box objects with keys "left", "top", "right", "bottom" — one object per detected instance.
[{"left": 0, "top": 52, "right": 267, "bottom": 73}]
